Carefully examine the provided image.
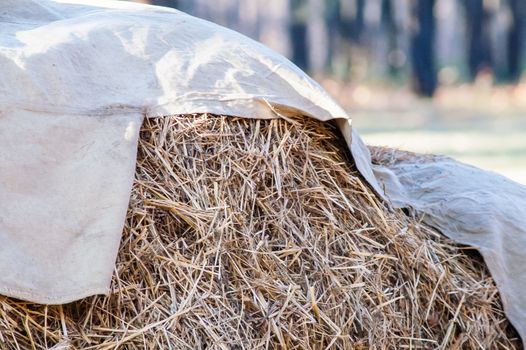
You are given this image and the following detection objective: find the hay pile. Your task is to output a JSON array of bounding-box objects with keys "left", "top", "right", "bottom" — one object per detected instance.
[{"left": 0, "top": 114, "right": 519, "bottom": 349}]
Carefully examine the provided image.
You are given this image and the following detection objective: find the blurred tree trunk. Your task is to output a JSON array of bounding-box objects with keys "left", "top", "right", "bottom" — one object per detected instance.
[
  {"left": 258, "top": 1, "right": 291, "bottom": 56},
  {"left": 307, "top": 0, "right": 330, "bottom": 74},
  {"left": 324, "top": 0, "right": 341, "bottom": 74},
  {"left": 507, "top": 0, "right": 524, "bottom": 82},
  {"left": 289, "top": 0, "right": 309, "bottom": 71},
  {"left": 463, "top": 0, "right": 492, "bottom": 80},
  {"left": 382, "top": 0, "right": 399, "bottom": 78},
  {"left": 410, "top": 0, "right": 437, "bottom": 97},
  {"left": 146, "top": 0, "right": 179, "bottom": 8},
  {"left": 351, "top": 0, "right": 365, "bottom": 42},
  {"left": 337, "top": 0, "right": 365, "bottom": 43},
  {"left": 336, "top": 0, "right": 366, "bottom": 80}
]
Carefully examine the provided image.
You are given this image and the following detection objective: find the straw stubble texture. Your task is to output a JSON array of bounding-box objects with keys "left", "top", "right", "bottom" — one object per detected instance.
[{"left": 0, "top": 114, "right": 519, "bottom": 349}]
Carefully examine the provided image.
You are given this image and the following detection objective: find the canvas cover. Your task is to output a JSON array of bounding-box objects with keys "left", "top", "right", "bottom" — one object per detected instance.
[
  {"left": 1, "top": 0, "right": 381, "bottom": 303},
  {"left": 374, "top": 157, "right": 526, "bottom": 342},
  {"left": 1, "top": 0, "right": 525, "bottom": 344}
]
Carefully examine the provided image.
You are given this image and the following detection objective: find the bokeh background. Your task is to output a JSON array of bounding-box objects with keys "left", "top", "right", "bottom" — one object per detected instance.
[{"left": 134, "top": 0, "right": 526, "bottom": 183}]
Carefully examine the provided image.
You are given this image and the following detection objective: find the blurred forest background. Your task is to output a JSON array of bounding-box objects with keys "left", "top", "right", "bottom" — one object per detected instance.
[
  {"left": 137, "top": 0, "right": 525, "bottom": 95},
  {"left": 133, "top": 0, "right": 526, "bottom": 184}
]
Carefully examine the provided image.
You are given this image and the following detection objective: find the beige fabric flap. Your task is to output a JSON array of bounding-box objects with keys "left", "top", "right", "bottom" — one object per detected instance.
[{"left": 0, "top": 109, "right": 142, "bottom": 304}]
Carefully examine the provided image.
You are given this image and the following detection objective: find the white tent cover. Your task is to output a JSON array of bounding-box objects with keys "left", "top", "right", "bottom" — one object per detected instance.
[{"left": 1, "top": 0, "right": 525, "bottom": 344}]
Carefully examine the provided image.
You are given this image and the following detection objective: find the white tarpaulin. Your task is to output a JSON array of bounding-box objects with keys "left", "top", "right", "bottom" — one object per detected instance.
[
  {"left": 1, "top": 0, "right": 525, "bottom": 345},
  {"left": 0, "top": 0, "right": 381, "bottom": 303},
  {"left": 374, "top": 156, "right": 526, "bottom": 343}
]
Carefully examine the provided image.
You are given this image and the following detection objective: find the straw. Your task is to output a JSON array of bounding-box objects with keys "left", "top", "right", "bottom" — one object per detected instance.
[{"left": 0, "top": 114, "right": 519, "bottom": 349}]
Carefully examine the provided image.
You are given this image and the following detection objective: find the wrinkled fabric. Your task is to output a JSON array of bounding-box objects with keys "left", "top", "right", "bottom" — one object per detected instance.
[
  {"left": 0, "top": 0, "right": 382, "bottom": 304},
  {"left": 0, "top": 109, "right": 142, "bottom": 303},
  {"left": 0, "top": 0, "right": 525, "bottom": 346},
  {"left": 374, "top": 158, "right": 526, "bottom": 342}
]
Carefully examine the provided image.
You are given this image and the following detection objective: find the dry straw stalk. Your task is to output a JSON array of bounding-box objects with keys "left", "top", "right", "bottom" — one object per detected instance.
[{"left": 0, "top": 114, "right": 519, "bottom": 349}]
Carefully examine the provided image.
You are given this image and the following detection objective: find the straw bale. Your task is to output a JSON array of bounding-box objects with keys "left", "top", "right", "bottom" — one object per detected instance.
[{"left": 0, "top": 114, "right": 519, "bottom": 349}]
